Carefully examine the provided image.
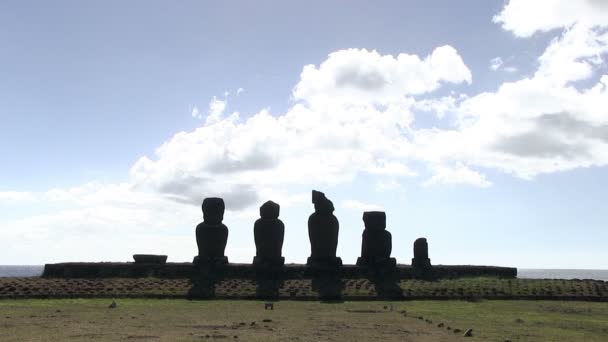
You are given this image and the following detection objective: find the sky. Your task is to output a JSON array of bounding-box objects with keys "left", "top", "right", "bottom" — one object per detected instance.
[{"left": 1, "top": 0, "right": 607, "bottom": 269}]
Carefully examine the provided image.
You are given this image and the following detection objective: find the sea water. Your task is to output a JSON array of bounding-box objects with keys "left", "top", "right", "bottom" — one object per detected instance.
[
  {"left": 0, "top": 265, "right": 44, "bottom": 277},
  {"left": 518, "top": 269, "right": 608, "bottom": 281}
]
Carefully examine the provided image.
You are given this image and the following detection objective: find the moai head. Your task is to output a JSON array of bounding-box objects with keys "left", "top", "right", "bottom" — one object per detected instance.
[
  {"left": 202, "top": 197, "right": 225, "bottom": 224},
  {"left": 260, "top": 200, "right": 280, "bottom": 219},
  {"left": 362, "top": 211, "right": 386, "bottom": 230},
  {"left": 413, "top": 237, "right": 429, "bottom": 259},
  {"left": 312, "top": 190, "right": 334, "bottom": 215}
]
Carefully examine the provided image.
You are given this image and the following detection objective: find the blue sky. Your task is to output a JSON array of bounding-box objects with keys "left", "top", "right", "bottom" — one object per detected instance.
[{"left": 1, "top": 1, "right": 607, "bottom": 268}]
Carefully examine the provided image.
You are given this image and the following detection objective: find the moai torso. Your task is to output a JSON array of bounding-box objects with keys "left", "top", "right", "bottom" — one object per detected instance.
[
  {"left": 308, "top": 190, "right": 339, "bottom": 259},
  {"left": 413, "top": 238, "right": 429, "bottom": 260},
  {"left": 412, "top": 237, "right": 432, "bottom": 271},
  {"left": 254, "top": 201, "right": 285, "bottom": 259},
  {"left": 196, "top": 197, "right": 228, "bottom": 258},
  {"left": 360, "top": 211, "right": 392, "bottom": 260}
]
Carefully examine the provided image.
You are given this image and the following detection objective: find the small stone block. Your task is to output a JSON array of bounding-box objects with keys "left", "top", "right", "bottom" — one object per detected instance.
[{"left": 133, "top": 254, "right": 167, "bottom": 264}]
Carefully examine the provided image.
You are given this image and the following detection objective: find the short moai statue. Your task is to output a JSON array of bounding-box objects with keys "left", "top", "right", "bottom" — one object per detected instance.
[
  {"left": 411, "top": 237, "right": 433, "bottom": 279},
  {"left": 357, "top": 211, "right": 402, "bottom": 299},
  {"left": 253, "top": 200, "right": 285, "bottom": 299},
  {"left": 189, "top": 197, "right": 229, "bottom": 299},
  {"left": 356, "top": 211, "right": 396, "bottom": 268},
  {"left": 253, "top": 200, "right": 285, "bottom": 267},
  {"left": 307, "top": 190, "right": 342, "bottom": 267},
  {"left": 194, "top": 197, "right": 229, "bottom": 265},
  {"left": 411, "top": 237, "right": 431, "bottom": 268}
]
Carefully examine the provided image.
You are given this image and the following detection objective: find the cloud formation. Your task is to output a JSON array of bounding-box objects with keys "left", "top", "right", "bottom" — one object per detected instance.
[
  {"left": 489, "top": 57, "right": 517, "bottom": 73},
  {"left": 493, "top": 0, "right": 608, "bottom": 37},
  {"left": 293, "top": 47, "right": 471, "bottom": 106},
  {"left": 129, "top": 47, "right": 474, "bottom": 208},
  {"left": 341, "top": 199, "right": 384, "bottom": 211},
  {"left": 2, "top": 1, "right": 608, "bottom": 264},
  {"left": 490, "top": 57, "right": 503, "bottom": 71}
]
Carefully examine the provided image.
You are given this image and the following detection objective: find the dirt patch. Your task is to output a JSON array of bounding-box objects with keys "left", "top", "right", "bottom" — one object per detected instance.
[{"left": 126, "top": 335, "right": 160, "bottom": 339}]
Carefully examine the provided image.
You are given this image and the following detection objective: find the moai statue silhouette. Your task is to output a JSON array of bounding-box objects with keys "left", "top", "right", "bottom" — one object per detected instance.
[
  {"left": 253, "top": 200, "right": 285, "bottom": 266},
  {"left": 357, "top": 211, "right": 396, "bottom": 268},
  {"left": 411, "top": 237, "right": 433, "bottom": 280},
  {"left": 194, "top": 197, "right": 229, "bottom": 265},
  {"left": 412, "top": 237, "right": 432, "bottom": 269},
  {"left": 307, "top": 190, "right": 341, "bottom": 267}
]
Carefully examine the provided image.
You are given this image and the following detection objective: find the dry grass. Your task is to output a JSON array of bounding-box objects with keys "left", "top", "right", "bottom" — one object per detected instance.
[
  {"left": 1, "top": 299, "right": 607, "bottom": 341},
  {"left": 404, "top": 300, "right": 608, "bottom": 342},
  {"left": 0, "top": 299, "right": 465, "bottom": 342}
]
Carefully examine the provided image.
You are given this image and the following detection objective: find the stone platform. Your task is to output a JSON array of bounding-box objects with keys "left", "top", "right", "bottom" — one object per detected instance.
[
  {"left": 2, "top": 277, "right": 607, "bottom": 301},
  {"left": 42, "top": 262, "right": 517, "bottom": 279}
]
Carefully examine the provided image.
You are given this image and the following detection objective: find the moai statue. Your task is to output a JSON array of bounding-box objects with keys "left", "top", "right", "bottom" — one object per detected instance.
[
  {"left": 356, "top": 211, "right": 396, "bottom": 268},
  {"left": 307, "top": 190, "right": 342, "bottom": 267},
  {"left": 411, "top": 237, "right": 432, "bottom": 269},
  {"left": 194, "top": 197, "right": 229, "bottom": 265},
  {"left": 253, "top": 200, "right": 285, "bottom": 267},
  {"left": 190, "top": 197, "right": 229, "bottom": 299}
]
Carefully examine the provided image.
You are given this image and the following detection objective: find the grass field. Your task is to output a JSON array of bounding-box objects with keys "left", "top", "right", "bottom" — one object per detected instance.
[{"left": 1, "top": 299, "right": 607, "bottom": 341}]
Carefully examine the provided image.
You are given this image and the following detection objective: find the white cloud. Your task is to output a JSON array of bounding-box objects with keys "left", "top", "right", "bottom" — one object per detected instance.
[
  {"left": 0, "top": 183, "right": 198, "bottom": 258},
  {"left": 493, "top": 0, "right": 608, "bottom": 37},
  {"left": 130, "top": 97, "right": 419, "bottom": 207},
  {"left": 490, "top": 57, "right": 518, "bottom": 73},
  {"left": 423, "top": 164, "right": 492, "bottom": 188},
  {"left": 341, "top": 199, "right": 384, "bottom": 211},
  {"left": 236, "top": 87, "right": 244, "bottom": 96},
  {"left": 413, "top": 72, "right": 608, "bottom": 179},
  {"left": 412, "top": 95, "right": 464, "bottom": 119},
  {"left": 405, "top": 4, "right": 608, "bottom": 180},
  {"left": 126, "top": 48, "right": 469, "bottom": 210},
  {"left": 130, "top": 45, "right": 476, "bottom": 208},
  {"left": 191, "top": 106, "right": 200, "bottom": 119},
  {"left": 535, "top": 24, "right": 608, "bottom": 85},
  {"left": 365, "top": 160, "right": 417, "bottom": 177},
  {"left": 375, "top": 179, "right": 402, "bottom": 191},
  {"left": 205, "top": 96, "right": 227, "bottom": 125},
  {"left": 0, "top": 191, "right": 34, "bottom": 202},
  {"left": 293, "top": 47, "right": 471, "bottom": 107},
  {"left": 490, "top": 57, "right": 504, "bottom": 71}
]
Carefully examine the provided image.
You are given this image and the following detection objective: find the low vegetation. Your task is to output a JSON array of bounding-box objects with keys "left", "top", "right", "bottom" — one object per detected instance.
[
  {"left": 405, "top": 300, "right": 608, "bottom": 341},
  {"left": 0, "top": 277, "right": 606, "bottom": 300},
  {"left": 399, "top": 278, "right": 608, "bottom": 300}
]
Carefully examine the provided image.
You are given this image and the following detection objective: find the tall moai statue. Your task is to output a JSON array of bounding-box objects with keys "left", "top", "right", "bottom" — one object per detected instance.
[
  {"left": 253, "top": 200, "right": 285, "bottom": 267},
  {"left": 194, "top": 197, "right": 229, "bottom": 265},
  {"left": 307, "top": 190, "right": 342, "bottom": 267},
  {"left": 307, "top": 190, "right": 343, "bottom": 300},
  {"left": 356, "top": 211, "right": 396, "bottom": 268},
  {"left": 412, "top": 237, "right": 432, "bottom": 269}
]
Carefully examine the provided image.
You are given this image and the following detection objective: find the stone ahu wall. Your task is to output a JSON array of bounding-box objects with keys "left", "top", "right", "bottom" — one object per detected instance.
[
  {"left": 42, "top": 263, "right": 517, "bottom": 280},
  {"left": 43, "top": 191, "right": 517, "bottom": 299}
]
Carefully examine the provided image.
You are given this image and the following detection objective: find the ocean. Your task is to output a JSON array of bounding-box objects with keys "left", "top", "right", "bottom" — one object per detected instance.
[
  {"left": 0, "top": 265, "right": 44, "bottom": 277},
  {"left": 1, "top": 265, "right": 607, "bottom": 281},
  {"left": 517, "top": 269, "right": 608, "bottom": 281}
]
